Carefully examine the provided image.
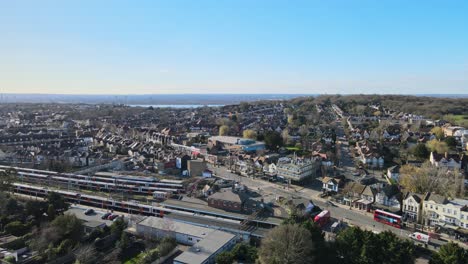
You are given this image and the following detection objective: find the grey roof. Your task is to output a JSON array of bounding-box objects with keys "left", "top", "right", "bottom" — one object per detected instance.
[
  {"left": 209, "top": 136, "right": 243, "bottom": 145},
  {"left": 404, "top": 192, "right": 423, "bottom": 203},
  {"left": 174, "top": 230, "right": 236, "bottom": 264},
  {"left": 425, "top": 193, "right": 447, "bottom": 204},
  {"left": 208, "top": 189, "right": 245, "bottom": 203},
  {"left": 137, "top": 216, "right": 213, "bottom": 239}
]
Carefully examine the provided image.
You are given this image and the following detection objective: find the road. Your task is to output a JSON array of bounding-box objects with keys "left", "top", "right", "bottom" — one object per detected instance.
[{"left": 209, "top": 164, "right": 448, "bottom": 250}]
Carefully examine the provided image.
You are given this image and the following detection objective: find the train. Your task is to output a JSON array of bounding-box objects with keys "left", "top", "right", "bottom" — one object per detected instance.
[
  {"left": 13, "top": 182, "right": 168, "bottom": 216},
  {"left": 1, "top": 165, "right": 185, "bottom": 196}
]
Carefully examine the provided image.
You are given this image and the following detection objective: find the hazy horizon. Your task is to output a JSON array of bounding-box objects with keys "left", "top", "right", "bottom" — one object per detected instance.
[
  {"left": 1, "top": 93, "right": 468, "bottom": 105},
  {"left": 1, "top": 1, "right": 468, "bottom": 95}
]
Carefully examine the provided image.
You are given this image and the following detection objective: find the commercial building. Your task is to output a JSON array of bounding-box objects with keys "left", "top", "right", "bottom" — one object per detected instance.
[
  {"left": 207, "top": 136, "right": 265, "bottom": 153},
  {"left": 136, "top": 216, "right": 237, "bottom": 264},
  {"left": 187, "top": 160, "right": 207, "bottom": 177},
  {"left": 136, "top": 216, "right": 213, "bottom": 245},
  {"left": 174, "top": 230, "right": 237, "bottom": 264},
  {"left": 276, "top": 159, "right": 318, "bottom": 181}
]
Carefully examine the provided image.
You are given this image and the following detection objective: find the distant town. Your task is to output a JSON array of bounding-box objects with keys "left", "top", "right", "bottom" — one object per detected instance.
[{"left": 0, "top": 94, "right": 467, "bottom": 264}]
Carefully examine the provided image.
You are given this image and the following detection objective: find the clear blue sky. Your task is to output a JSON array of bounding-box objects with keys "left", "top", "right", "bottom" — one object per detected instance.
[{"left": 1, "top": 0, "right": 467, "bottom": 94}]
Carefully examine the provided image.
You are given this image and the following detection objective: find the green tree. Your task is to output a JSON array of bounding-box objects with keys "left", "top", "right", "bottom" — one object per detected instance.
[
  {"left": 335, "top": 227, "right": 414, "bottom": 264},
  {"left": 47, "top": 204, "right": 56, "bottom": 221},
  {"left": 118, "top": 232, "right": 130, "bottom": 250},
  {"left": 4, "top": 221, "right": 30, "bottom": 236},
  {"left": 219, "top": 125, "right": 230, "bottom": 136},
  {"left": 431, "top": 127, "right": 445, "bottom": 140},
  {"left": 258, "top": 224, "right": 315, "bottom": 264},
  {"left": 412, "top": 143, "right": 430, "bottom": 159},
  {"left": 0, "top": 168, "right": 15, "bottom": 193},
  {"left": 110, "top": 217, "right": 127, "bottom": 238},
  {"left": 430, "top": 242, "right": 468, "bottom": 264},
  {"left": 444, "top": 136, "right": 457, "bottom": 148},
  {"left": 47, "top": 192, "right": 69, "bottom": 213},
  {"left": 51, "top": 214, "right": 83, "bottom": 243},
  {"left": 243, "top": 129, "right": 257, "bottom": 139},
  {"left": 426, "top": 139, "right": 449, "bottom": 154},
  {"left": 231, "top": 243, "right": 258, "bottom": 263},
  {"left": 4, "top": 198, "right": 21, "bottom": 215},
  {"left": 216, "top": 251, "right": 234, "bottom": 264},
  {"left": 25, "top": 200, "right": 47, "bottom": 222},
  {"left": 263, "top": 131, "right": 283, "bottom": 150},
  {"left": 4, "top": 256, "right": 16, "bottom": 264}
]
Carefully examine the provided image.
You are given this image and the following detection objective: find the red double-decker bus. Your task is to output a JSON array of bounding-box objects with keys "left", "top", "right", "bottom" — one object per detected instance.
[
  {"left": 373, "top": 209, "right": 402, "bottom": 228},
  {"left": 314, "top": 210, "right": 330, "bottom": 228}
]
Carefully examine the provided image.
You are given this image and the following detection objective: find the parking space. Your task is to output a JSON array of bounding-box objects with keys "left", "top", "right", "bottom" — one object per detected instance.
[{"left": 66, "top": 206, "right": 119, "bottom": 226}]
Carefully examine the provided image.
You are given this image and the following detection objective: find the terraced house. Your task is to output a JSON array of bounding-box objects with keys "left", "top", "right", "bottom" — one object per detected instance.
[{"left": 422, "top": 193, "right": 468, "bottom": 230}]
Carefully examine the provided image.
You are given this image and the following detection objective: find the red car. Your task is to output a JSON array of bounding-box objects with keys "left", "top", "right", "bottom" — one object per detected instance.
[{"left": 107, "top": 214, "right": 119, "bottom": 221}]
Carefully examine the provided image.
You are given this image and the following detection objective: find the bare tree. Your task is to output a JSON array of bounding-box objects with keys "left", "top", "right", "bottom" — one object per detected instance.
[
  {"left": 74, "top": 244, "right": 96, "bottom": 264},
  {"left": 400, "top": 162, "right": 464, "bottom": 198}
]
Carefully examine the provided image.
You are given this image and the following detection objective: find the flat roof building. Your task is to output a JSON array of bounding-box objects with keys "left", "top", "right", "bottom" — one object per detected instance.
[
  {"left": 136, "top": 216, "right": 237, "bottom": 264},
  {"left": 174, "top": 230, "right": 237, "bottom": 264}
]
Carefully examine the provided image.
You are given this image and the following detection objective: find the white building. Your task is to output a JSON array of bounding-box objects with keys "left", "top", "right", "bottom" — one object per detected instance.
[
  {"left": 276, "top": 159, "right": 318, "bottom": 181},
  {"left": 174, "top": 230, "right": 237, "bottom": 264},
  {"left": 402, "top": 192, "right": 424, "bottom": 223},
  {"left": 422, "top": 193, "right": 468, "bottom": 229},
  {"left": 137, "top": 216, "right": 238, "bottom": 264}
]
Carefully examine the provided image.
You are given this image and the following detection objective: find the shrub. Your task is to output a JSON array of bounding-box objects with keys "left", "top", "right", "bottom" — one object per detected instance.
[
  {"left": 157, "top": 237, "right": 176, "bottom": 257},
  {"left": 4, "top": 221, "right": 30, "bottom": 236}
]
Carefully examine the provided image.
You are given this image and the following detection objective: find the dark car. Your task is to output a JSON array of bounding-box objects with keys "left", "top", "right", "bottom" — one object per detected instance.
[
  {"left": 84, "top": 209, "right": 94, "bottom": 215},
  {"left": 108, "top": 214, "right": 119, "bottom": 221},
  {"left": 101, "top": 212, "right": 111, "bottom": 220}
]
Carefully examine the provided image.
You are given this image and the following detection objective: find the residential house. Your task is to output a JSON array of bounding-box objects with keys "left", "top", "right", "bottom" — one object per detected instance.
[
  {"left": 341, "top": 182, "right": 376, "bottom": 211},
  {"left": 321, "top": 176, "right": 343, "bottom": 193},
  {"left": 443, "top": 126, "right": 465, "bottom": 137},
  {"left": 430, "top": 152, "right": 468, "bottom": 172},
  {"left": 375, "top": 184, "right": 403, "bottom": 211},
  {"left": 422, "top": 193, "right": 468, "bottom": 229},
  {"left": 402, "top": 192, "right": 424, "bottom": 224}
]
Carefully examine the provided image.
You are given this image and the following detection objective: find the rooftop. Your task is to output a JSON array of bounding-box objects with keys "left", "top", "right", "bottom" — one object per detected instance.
[
  {"left": 138, "top": 216, "right": 213, "bottom": 239},
  {"left": 174, "top": 230, "right": 236, "bottom": 264}
]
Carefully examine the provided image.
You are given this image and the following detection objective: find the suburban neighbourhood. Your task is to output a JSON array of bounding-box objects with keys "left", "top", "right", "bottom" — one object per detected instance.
[{"left": 0, "top": 95, "right": 467, "bottom": 263}]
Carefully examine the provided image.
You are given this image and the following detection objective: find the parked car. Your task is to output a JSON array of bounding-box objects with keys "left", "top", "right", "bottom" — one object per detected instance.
[
  {"left": 108, "top": 214, "right": 119, "bottom": 221},
  {"left": 84, "top": 209, "right": 94, "bottom": 215},
  {"left": 352, "top": 172, "right": 360, "bottom": 176},
  {"left": 101, "top": 212, "right": 111, "bottom": 220}
]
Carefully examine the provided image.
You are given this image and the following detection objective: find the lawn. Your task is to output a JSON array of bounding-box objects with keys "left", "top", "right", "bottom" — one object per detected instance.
[{"left": 444, "top": 114, "right": 468, "bottom": 127}]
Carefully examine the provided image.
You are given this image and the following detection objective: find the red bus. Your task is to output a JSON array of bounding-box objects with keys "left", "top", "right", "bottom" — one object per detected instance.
[
  {"left": 314, "top": 210, "right": 330, "bottom": 228},
  {"left": 373, "top": 209, "right": 402, "bottom": 228}
]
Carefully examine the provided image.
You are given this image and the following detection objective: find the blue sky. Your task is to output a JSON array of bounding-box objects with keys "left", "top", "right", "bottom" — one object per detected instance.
[{"left": 1, "top": 0, "right": 467, "bottom": 94}]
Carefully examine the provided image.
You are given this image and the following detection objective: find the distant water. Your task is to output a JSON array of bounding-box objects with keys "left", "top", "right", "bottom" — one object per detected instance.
[{"left": 129, "top": 104, "right": 224, "bottom": 108}]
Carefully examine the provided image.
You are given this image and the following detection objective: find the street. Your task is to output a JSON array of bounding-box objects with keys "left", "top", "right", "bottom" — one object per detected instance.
[{"left": 209, "top": 164, "right": 448, "bottom": 250}]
